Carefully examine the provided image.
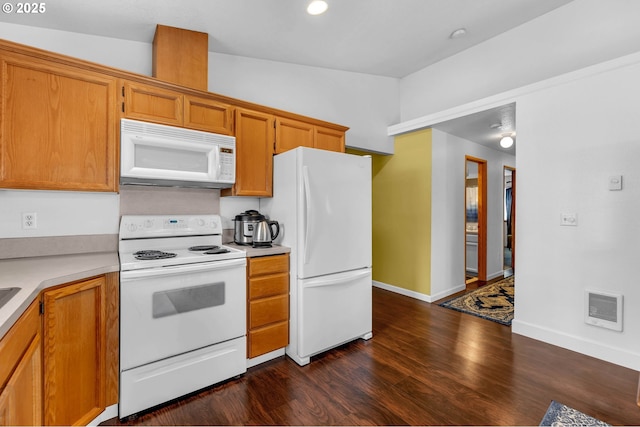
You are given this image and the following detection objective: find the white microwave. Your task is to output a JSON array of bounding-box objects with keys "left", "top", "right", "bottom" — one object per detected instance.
[{"left": 120, "top": 119, "right": 236, "bottom": 189}]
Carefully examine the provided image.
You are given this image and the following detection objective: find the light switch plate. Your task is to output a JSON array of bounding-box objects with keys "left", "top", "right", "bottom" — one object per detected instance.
[{"left": 608, "top": 175, "right": 622, "bottom": 191}]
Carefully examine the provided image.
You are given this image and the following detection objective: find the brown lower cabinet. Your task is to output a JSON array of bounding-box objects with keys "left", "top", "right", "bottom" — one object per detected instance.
[
  {"left": 247, "top": 254, "right": 290, "bottom": 359},
  {"left": 0, "top": 299, "right": 41, "bottom": 426},
  {"left": 0, "top": 272, "right": 118, "bottom": 426}
]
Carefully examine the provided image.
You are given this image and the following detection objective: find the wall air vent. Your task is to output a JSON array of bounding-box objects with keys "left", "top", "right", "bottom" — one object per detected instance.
[{"left": 584, "top": 289, "right": 623, "bottom": 331}]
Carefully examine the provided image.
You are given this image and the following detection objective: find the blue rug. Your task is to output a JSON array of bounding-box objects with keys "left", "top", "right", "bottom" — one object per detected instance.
[{"left": 540, "top": 400, "right": 610, "bottom": 426}]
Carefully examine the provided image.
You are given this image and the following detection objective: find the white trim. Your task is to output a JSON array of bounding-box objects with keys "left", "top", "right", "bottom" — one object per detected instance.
[
  {"left": 373, "top": 280, "right": 432, "bottom": 302},
  {"left": 487, "top": 270, "right": 505, "bottom": 281},
  {"left": 512, "top": 319, "right": 640, "bottom": 371},
  {"left": 388, "top": 49, "right": 640, "bottom": 136},
  {"left": 372, "top": 280, "right": 465, "bottom": 304},
  {"left": 88, "top": 403, "right": 118, "bottom": 426},
  {"left": 247, "top": 348, "right": 285, "bottom": 368}
]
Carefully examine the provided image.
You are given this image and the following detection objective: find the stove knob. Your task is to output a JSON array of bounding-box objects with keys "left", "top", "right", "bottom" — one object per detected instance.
[
  {"left": 145, "top": 220, "right": 153, "bottom": 228},
  {"left": 197, "top": 219, "right": 205, "bottom": 227},
  {"left": 128, "top": 223, "right": 137, "bottom": 232}
]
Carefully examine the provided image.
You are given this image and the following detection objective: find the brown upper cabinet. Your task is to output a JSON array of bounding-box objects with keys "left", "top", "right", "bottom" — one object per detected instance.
[
  {"left": 0, "top": 51, "right": 118, "bottom": 192},
  {"left": 121, "top": 81, "right": 234, "bottom": 135},
  {"left": 315, "top": 125, "right": 346, "bottom": 152},
  {"left": 0, "top": 37, "right": 348, "bottom": 195},
  {"left": 275, "top": 117, "right": 345, "bottom": 154},
  {"left": 275, "top": 117, "right": 314, "bottom": 153},
  {"left": 153, "top": 25, "right": 208, "bottom": 91},
  {"left": 184, "top": 95, "right": 234, "bottom": 135},
  {"left": 222, "top": 108, "right": 275, "bottom": 197}
]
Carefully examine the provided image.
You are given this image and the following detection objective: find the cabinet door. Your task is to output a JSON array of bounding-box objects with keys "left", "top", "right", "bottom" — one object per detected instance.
[
  {"left": 315, "top": 125, "right": 345, "bottom": 152},
  {"left": 223, "top": 108, "right": 274, "bottom": 197},
  {"left": 43, "top": 276, "right": 106, "bottom": 426},
  {"left": 0, "top": 52, "right": 118, "bottom": 191},
  {"left": 275, "top": 117, "right": 314, "bottom": 154},
  {"left": 122, "top": 80, "right": 183, "bottom": 126},
  {"left": 0, "top": 336, "right": 42, "bottom": 426},
  {"left": 0, "top": 299, "right": 41, "bottom": 426},
  {"left": 184, "top": 95, "right": 234, "bottom": 135}
]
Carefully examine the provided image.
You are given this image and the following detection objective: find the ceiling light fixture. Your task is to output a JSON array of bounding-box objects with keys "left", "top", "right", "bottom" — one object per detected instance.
[
  {"left": 500, "top": 134, "right": 514, "bottom": 148},
  {"left": 307, "top": 0, "right": 328, "bottom": 15},
  {"left": 449, "top": 28, "right": 467, "bottom": 39}
]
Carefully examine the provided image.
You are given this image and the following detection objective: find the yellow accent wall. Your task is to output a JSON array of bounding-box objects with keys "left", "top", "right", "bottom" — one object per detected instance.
[{"left": 350, "top": 129, "right": 432, "bottom": 294}]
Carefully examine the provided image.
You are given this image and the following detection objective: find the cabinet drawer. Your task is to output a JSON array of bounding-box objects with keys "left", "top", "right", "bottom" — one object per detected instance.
[
  {"left": 248, "top": 321, "right": 288, "bottom": 359},
  {"left": 248, "top": 273, "right": 288, "bottom": 300},
  {"left": 248, "top": 254, "right": 289, "bottom": 277},
  {"left": 249, "top": 295, "right": 288, "bottom": 329}
]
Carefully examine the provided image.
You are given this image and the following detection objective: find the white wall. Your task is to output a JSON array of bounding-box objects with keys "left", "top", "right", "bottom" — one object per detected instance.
[
  {"left": 400, "top": 0, "right": 640, "bottom": 121},
  {"left": 0, "top": 22, "right": 398, "bottom": 239},
  {"left": 0, "top": 24, "right": 150, "bottom": 238},
  {"left": 393, "top": 1, "right": 640, "bottom": 370},
  {"left": 512, "top": 58, "right": 640, "bottom": 370},
  {"left": 0, "top": 23, "right": 401, "bottom": 155},
  {"left": 430, "top": 129, "right": 515, "bottom": 300},
  {"left": 208, "top": 52, "right": 399, "bottom": 154}
]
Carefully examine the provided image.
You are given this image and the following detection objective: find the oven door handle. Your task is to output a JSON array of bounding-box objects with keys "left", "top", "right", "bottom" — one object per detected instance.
[{"left": 121, "top": 258, "right": 246, "bottom": 280}]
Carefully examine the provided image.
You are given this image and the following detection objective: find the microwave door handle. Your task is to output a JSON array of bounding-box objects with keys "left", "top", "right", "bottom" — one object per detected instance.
[{"left": 214, "top": 146, "right": 221, "bottom": 180}]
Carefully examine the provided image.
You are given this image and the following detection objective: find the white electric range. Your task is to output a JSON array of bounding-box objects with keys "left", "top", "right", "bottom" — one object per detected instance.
[{"left": 118, "top": 214, "right": 247, "bottom": 419}]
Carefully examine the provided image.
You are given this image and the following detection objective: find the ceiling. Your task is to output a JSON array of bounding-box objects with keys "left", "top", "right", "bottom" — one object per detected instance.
[
  {"left": 0, "top": 0, "right": 572, "bottom": 151},
  {"left": 432, "top": 103, "right": 516, "bottom": 154}
]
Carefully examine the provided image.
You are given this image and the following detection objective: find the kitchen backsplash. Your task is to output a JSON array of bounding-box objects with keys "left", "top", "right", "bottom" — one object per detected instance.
[{"left": 119, "top": 186, "right": 220, "bottom": 215}]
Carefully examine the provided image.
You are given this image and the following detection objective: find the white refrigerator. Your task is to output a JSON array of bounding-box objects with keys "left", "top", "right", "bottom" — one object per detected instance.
[{"left": 260, "top": 147, "right": 372, "bottom": 366}]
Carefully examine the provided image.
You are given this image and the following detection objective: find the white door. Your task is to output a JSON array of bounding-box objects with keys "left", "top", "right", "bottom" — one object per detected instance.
[
  {"left": 297, "top": 149, "right": 371, "bottom": 279},
  {"left": 298, "top": 268, "right": 372, "bottom": 358}
]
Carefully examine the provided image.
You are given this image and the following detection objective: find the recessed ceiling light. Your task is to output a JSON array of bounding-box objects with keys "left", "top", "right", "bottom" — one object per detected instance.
[
  {"left": 449, "top": 28, "right": 467, "bottom": 39},
  {"left": 307, "top": 0, "right": 328, "bottom": 15},
  {"left": 500, "top": 134, "right": 514, "bottom": 148}
]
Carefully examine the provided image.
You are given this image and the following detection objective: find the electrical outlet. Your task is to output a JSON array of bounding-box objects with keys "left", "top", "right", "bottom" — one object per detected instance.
[
  {"left": 560, "top": 213, "right": 577, "bottom": 226},
  {"left": 22, "top": 212, "right": 37, "bottom": 230}
]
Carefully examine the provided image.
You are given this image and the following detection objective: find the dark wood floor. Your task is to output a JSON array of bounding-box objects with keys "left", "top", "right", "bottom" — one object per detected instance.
[{"left": 103, "top": 287, "right": 640, "bottom": 426}]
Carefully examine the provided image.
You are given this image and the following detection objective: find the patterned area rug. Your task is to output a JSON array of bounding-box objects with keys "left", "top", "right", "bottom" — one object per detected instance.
[
  {"left": 539, "top": 400, "right": 610, "bottom": 426},
  {"left": 439, "top": 276, "right": 514, "bottom": 325}
]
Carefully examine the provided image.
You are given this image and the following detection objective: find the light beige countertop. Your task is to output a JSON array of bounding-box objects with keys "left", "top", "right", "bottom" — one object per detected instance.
[
  {"left": 225, "top": 243, "right": 290, "bottom": 258},
  {"left": 0, "top": 251, "right": 119, "bottom": 340}
]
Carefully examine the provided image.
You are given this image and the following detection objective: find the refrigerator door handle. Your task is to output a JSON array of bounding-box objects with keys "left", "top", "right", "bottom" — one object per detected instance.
[
  {"left": 302, "top": 269, "right": 371, "bottom": 289},
  {"left": 302, "top": 165, "right": 311, "bottom": 265}
]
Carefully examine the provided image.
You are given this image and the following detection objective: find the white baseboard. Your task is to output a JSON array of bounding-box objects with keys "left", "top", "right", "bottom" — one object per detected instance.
[
  {"left": 247, "top": 348, "right": 285, "bottom": 368},
  {"left": 488, "top": 270, "right": 506, "bottom": 280},
  {"left": 372, "top": 280, "right": 465, "bottom": 303},
  {"left": 512, "top": 319, "right": 640, "bottom": 371}
]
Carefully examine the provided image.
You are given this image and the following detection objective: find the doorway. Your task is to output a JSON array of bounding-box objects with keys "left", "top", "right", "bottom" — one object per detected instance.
[
  {"left": 465, "top": 156, "right": 487, "bottom": 284},
  {"left": 503, "top": 166, "right": 516, "bottom": 277}
]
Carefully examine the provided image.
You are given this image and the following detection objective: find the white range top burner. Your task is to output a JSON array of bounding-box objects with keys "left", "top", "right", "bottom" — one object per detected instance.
[{"left": 118, "top": 215, "right": 246, "bottom": 271}]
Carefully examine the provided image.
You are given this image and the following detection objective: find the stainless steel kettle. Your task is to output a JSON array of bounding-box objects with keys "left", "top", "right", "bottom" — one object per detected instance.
[{"left": 252, "top": 219, "right": 280, "bottom": 248}]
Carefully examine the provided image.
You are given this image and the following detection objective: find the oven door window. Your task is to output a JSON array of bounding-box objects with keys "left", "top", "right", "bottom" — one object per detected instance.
[{"left": 152, "top": 282, "right": 225, "bottom": 318}]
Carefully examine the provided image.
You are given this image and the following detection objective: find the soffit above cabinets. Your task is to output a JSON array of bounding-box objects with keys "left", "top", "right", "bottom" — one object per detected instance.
[{"left": 432, "top": 103, "right": 516, "bottom": 155}]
